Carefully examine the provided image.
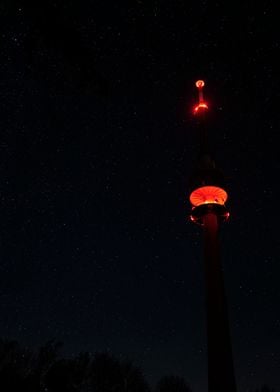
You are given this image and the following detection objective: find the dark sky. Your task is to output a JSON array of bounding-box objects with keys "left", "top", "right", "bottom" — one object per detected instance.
[{"left": 0, "top": 1, "right": 279, "bottom": 391}]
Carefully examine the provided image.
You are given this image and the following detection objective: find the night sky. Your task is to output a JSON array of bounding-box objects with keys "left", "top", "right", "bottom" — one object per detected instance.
[{"left": 0, "top": 1, "right": 279, "bottom": 391}]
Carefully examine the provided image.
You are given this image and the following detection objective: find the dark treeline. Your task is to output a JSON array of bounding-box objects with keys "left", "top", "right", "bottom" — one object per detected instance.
[
  {"left": 0, "top": 339, "right": 274, "bottom": 392},
  {"left": 0, "top": 338, "right": 190, "bottom": 391}
]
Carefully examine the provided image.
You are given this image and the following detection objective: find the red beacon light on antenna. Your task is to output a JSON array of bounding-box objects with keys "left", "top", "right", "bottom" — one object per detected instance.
[{"left": 194, "top": 79, "right": 209, "bottom": 115}]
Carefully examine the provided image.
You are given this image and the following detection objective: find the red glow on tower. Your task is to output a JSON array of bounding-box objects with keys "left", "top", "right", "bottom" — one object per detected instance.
[
  {"left": 190, "top": 186, "right": 228, "bottom": 207},
  {"left": 188, "top": 79, "right": 236, "bottom": 392},
  {"left": 194, "top": 102, "right": 209, "bottom": 114},
  {"left": 194, "top": 79, "right": 208, "bottom": 115},
  {"left": 196, "top": 80, "right": 205, "bottom": 88},
  {"left": 189, "top": 186, "right": 229, "bottom": 225}
]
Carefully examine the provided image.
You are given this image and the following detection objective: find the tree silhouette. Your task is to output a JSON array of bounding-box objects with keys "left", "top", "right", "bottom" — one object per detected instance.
[
  {"left": 88, "top": 352, "right": 149, "bottom": 392},
  {"left": 89, "top": 352, "right": 124, "bottom": 392},
  {"left": 0, "top": 339, "right": 195, "bottom": 392},
  {"left": 251, "top": 385, "right": 275, "bottom": 392},
  {"left": 45, "top": 359, "right": 79, "bottom": 392},
  {"left": 0, "top": 338, "right": 62, "bottom": 391},
  {"left": 121, "top": 360, "right": 150, "bottom": 392},
  {"left": 0, "top": 338, "right": 33, "bottom": 390},
  {"left": 155, "top": 375, "right": 191, "bottom": 392}
]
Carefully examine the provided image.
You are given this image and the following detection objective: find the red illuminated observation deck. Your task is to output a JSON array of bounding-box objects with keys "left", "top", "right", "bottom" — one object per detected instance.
[
  {"left": 189, "top": 185, "right": 229, "bottom": 224},
  {"left": 189, "top": 80, "right": 229, "bottom": 224}
]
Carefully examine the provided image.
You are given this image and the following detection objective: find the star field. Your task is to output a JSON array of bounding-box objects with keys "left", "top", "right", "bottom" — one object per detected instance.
[{"left": 0, "top": 1, "right": 279, "bottom": 391}]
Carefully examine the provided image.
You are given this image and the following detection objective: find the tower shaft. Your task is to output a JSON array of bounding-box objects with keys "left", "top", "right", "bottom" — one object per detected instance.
[{"left": 203, "top": 212, "right": 236, "bottom": 392}]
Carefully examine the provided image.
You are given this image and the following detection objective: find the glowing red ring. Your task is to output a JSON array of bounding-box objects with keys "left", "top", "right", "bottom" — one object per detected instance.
[
  {"left": 196, "top": 80, "right": 205, "bottom": 89},
  {"left": 190, "top": 186, "right": 228, "bottom": 207}
]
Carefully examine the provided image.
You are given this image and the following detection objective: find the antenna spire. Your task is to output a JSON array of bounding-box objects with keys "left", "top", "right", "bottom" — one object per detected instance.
[{"left": 194, "top": 79, "right": 208, "bottom": 115}]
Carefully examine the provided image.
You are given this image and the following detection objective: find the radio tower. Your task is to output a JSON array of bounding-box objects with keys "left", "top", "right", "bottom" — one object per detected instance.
[{"left": 189, "top": 80, "right": 237, "bottom": 392}]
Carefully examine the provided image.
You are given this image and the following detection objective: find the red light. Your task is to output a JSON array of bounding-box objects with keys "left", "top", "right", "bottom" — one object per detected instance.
[
  {"left": 193, "top": 79, "right": 208, "bottom": 115},
  {"left": 196, "top": 80, "right": 205, "bottom": 89},
  {"left": 194, "top": 102, "right": 208, "bottom": 114},
  {"left": 190, "top": 186, "right": 228, "bottom": 207}
]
